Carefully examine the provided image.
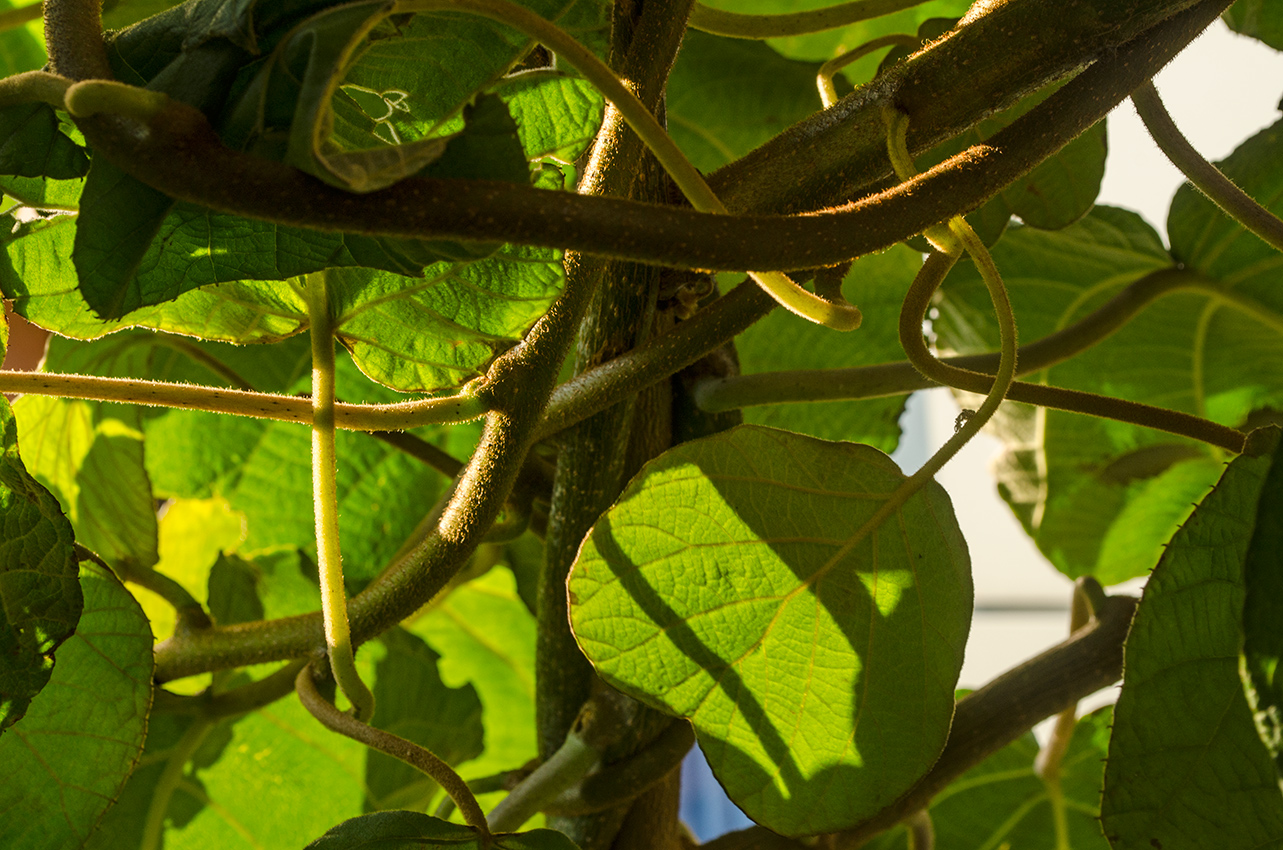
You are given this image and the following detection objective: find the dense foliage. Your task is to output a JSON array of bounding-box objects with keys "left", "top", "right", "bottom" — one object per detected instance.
[{"left": 0, "top": 0, "right": 1281, "bottom": 848}]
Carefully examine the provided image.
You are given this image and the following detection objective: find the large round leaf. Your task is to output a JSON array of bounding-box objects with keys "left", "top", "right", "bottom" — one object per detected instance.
[{"left": 568, "top": 425, "right": 972, "bottom": 836}]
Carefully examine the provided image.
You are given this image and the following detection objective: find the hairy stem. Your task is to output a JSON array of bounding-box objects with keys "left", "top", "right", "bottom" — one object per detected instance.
[
  {"left": 689, "top": 0, "right": 927, "bottom": 39},
  {"left": 0, "top": 69, "right": 69, "bottom": 107},
  {"left": 1132, "top": 80, "right": 1283, "bottom": 254},
  {"left": 308, "top": 272, "right": 375, "bottom": 722},
  {"left": 58, "top": 0, "right": 1229, "bottom": 277},
  {"left": 544, "top": 721, "right": 695, "bottom": 817},
  {"left": 296, "top": 665, "right": 488, "bottom": 839},
  {"left": 488, "top": 728, "right": 600, "bottom": 832},
  {"left": 0, "top": 370, "right": 489, "bottom": 430}
]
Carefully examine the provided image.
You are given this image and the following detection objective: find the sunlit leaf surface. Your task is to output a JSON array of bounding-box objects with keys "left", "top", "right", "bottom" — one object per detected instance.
[{"left": 569, "top": 425, "right": 971, "bottom": 835}]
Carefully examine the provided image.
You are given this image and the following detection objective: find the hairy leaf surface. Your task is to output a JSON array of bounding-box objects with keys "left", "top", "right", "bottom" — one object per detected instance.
[
  {"left": 0, "top": 397, "right": 81, "bottom": 732},
  {"left": 569, "top": 425, "right": 971, "bottom": 835},
  {"left": 1101, "top": 427, "right": 1283, "bottom": 848},
  {"left": 0, "top": 561, "right": 152, "bottom": 850}
]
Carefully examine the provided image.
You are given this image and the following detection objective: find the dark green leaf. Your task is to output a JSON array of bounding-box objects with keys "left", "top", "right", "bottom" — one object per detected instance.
[
  {"left": 868, "top": 707, "right": 1112, "bottom": 850},
  {"left": 917, "top": 83, "right": 1106, "bottom": 245},
  {"left": 1100, "top": 427, "right": 1283, "bottom": 848},
  {"left": 735, "top": 245, "right": 920, "bottom": 452},
  {"left": 365, "top": 627, "right": 484, "bottom": 812},
  {"left": 0, "top": 560, "right": 152, "bottom": 848},
  {"left": 12, "top": 396, "right": 159, "bottom": 570},
  {"left": 568, "top": 425, "right": 971, "bottom": 836},
  {"left": 72, "top": 158, "right": 176, "bottom": 318},
  {"left": 0, "top": 397, "right": 81, "bottom": 732},
  {"left": 1224, "top": 0, "right": 1283, "bottom": 51},
  {"left": 667, "top": 30, "right": 826, "bottom": 173},
  {"left": 0, "top": 103, "right": 90, "bottom": 180},
  {"left": 933, "top": 205, "right": 1263, "bottom": 585},
  {"left": 1241, "top": 428, "right": 1283, "bottom": 781},
  {"left": 306, "top": 811, "right": 479, "bottom": 850},
  {"left": 207, "top": 553, "right": 266, "bottom": 626},
  {"left": 406, "top": 566, "right": 537, "bottom": 778}
]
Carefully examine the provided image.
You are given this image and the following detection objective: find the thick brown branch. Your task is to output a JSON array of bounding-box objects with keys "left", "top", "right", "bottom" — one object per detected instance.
[{"left": 70, "top": 0, "right": 1229, "bottom": 274}]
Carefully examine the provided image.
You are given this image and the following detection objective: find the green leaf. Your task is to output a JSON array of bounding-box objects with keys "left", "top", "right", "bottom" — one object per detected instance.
[
  {"left": 307, "top": 812, "right": 479, "bottom": 850},
  {"left": 734, "top": 245, "right": 921, "bottom": 453},
  {"left": 567, "top": 425, "right": 972, "bottom": 836},
  {"left": 12, "top": 396, "right": 159, "bottom": 570},
  {"left": 1241, "top": 428, "right": 1283, "bottom": 782},
  {"left": 208, "top": 553, "right": 266, "bottom": 626},
  {"left": 151, "top": 682, "right": 369, "bottom": 848},
  {"left": 917, "top": 81, "right": 1106, "bottom": 245},
  {"left": 1100, "top": 427, "right": 1283, "bottom": 848},
  {"left": 667, "top": 30, "right": 826, "bottom": 174},
  {"left": 496, "top": 71, "right": 603, "bottom": 169},
  {"left": 365, "top": 627, "right": 485, "bottom": 812},
  {"left": 308, "top": 814, "right": 581, "bottom": 850},
  {"left": 0, "top": 560, "right": 153, "bottom": 849},
  {"left": 407, "top": 566, "right": 537, "bottom": 779},
  {"left": 933, "top": 205, "right": 1268, "bottom": 585},
  {"left": 0, "top": 397, "right": 81, "bottom": 732},
  {"left": 867, "top": 707, "right": 1112, "bottom": 850},
  {"left": 0, "top": 103, "right": 90, "bottom": 180},
  {"left": 71, "top": 158, "right": 176, "bottom": 318},
  {"left": 1224, "top": 0, "right": 1283, "bottom": 51},
  {"left": 327, "top": 244, "right": 564, "bottom": 393}
]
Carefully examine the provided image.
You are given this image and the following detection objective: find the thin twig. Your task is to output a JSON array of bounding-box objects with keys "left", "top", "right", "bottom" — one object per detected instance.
[
  {"left": 295, "top": 664, "right": 489, "bottom": 839},
  {"left": 1133, "top": 80, "right": 1283, "bottom": 254}
]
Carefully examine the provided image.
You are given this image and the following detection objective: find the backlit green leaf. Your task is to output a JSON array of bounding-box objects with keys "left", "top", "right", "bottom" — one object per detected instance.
[
  {"left": 1100, "top": 427, "right": 1283, "bottom": 848},
  {"left": 694, "top": 0, "right": 970, "bottom": 78},
  {"left": 13, "top": 396, "right": 158, "bottom": 570},
  {"left": 0, "top": 397, "right": 81, "bottom": 732},
  {"left": 0, "top": 560, "right": 153, "bottom": 850},
  {"left": 1224, "top": 0, "right": 1283, "bottom": 50},
  {"left": 933, "top": 205, "right": 1266, "bottom": 585},
  {"left": 568, "top": 425, "right": 971, "bottom": 836}
]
